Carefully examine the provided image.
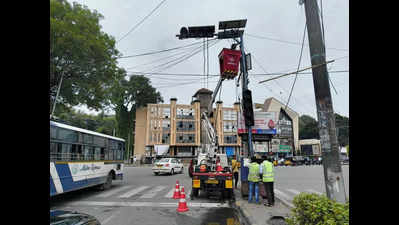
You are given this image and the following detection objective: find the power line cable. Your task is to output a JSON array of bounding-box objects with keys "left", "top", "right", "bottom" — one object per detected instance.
[
  {"left": 143, "top": 40, "right": 212, "bottom": 73},
  {"left": 285, "top": 24, "right": 307, "bottom": 111},
  {"left": 118, "top": 38, "right": 216, "bottom": 59},
  {"left": 150, "top": 39, "right": 220, "bottom": 73},
  {"left": 127, "top": 39, "right": 218, "bottom": 73},
  {"left": 245, "top": 33, "right": 348, "bottom": 52},
  {"left": 116, "top": 0, "right": 167, "bottom": 43},
  {"left": 245, "top": 43, "right": 316, "bottom": 114}
]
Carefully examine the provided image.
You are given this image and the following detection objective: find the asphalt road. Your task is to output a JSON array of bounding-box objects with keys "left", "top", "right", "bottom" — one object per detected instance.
[
  {"left": 273, "top": 164, "right": 349, "bottom": 206},
  {"left": 50, "top": 166, "right": 243, "bottom": 225}
]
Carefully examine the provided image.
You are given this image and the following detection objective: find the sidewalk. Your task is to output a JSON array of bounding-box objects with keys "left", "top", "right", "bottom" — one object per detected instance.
[{"left": 232, "top": 183, "right": 292, "bottom": 225}]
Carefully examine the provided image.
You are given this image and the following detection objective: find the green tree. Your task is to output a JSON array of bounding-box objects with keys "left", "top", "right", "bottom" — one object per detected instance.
[
  {"left": 50, "top": 0, "right": 122, "bottom": 114},
  {"left": 110, "top": 74, "right": 163, "bottom": 158},
  {"left": 299, "top": 115, "right": 319, "bottom": 140},
  {"left": 299, "top": 114, "right": 349, "bottom": 147},
  {"left": 335, "top": 113, "right": 349, "bottom": 147}
]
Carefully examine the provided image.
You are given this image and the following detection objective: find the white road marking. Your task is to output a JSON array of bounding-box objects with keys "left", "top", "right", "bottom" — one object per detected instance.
[
  {"left": 118, "top": 186, "right": 149, "bottom": 198},
  {"left": 286, "top": 189, "right": 301, "bottom": 195},
  {"left": 97, "top": 185, "right": 133, "bottom": 198},
  {"left": 140, "top": 186, "right": 167, "bottom": 198},
  {"left": 101, "top": 210, "right": 121, "bottom": 225},
  {"left": 67, "top": 201, "right": 230, "bottom": 208},
  {"left": 274, "top": 189, "right": 292, "bottom": 201},
  {"left": 164, "top": 188, "right": 175, "bottom": 198}
]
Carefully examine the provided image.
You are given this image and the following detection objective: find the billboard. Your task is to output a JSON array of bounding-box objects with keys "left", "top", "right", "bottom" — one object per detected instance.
[{"left": 238, "top": 111, "right": 277, "bottom": 134}]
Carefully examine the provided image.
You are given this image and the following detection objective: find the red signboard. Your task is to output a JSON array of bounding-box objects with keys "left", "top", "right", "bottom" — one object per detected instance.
[{"left": 218, "top": 48, "right": 241, "bottom": 79}]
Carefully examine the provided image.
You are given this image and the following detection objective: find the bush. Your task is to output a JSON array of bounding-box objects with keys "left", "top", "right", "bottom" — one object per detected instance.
[{"left": 285, "top": 192, "right": 349, "bottom": 225}]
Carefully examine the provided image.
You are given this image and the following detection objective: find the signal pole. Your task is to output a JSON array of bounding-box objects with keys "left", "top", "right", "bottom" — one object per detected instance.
[{"left": 301, "top": 0, "right": 347, "bottom": 203}]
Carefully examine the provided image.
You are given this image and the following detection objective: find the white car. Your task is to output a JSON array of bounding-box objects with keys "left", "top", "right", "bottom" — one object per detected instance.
[{"left": 152, "top": 158, "right": 184, "bottom": 175}]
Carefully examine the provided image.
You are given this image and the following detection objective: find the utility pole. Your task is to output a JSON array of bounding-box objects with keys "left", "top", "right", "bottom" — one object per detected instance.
[{"left": 301, "top": 0, "right": 347, "bottom": 203}]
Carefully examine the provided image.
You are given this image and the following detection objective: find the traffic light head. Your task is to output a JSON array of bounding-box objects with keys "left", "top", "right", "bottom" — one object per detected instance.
[{"left": 242, "top": 89, "right": 254, "bottom": 126}]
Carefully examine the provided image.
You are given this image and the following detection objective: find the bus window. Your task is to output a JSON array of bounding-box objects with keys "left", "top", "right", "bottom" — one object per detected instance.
[
  {"left": 57, "top": 143, "right": 62, "bottom": 160},
  {"left": 50, "top": 142, "right": 57, "bottom": 161},
  {"left": 62, "top": 144, "right": 72, "bottom": 161},
  {"left": 84, "top": 145, "right": 93, "bottom": 160},
  {"left": 50, "top": 126, "right": 57, "bottom": 139},
  {"left": 71, "top": 144, "right": 77, "bottom": 161},
  {"left": 101, "top": 148, "right": 105, "bottom": 160},
  {"left": 77, "top": 145, "right": 83, "bottom": 160},
  {"left": 83, "top": 134, "right": 93, "bottom": 144},
  {"left": 94, "top": 147, "right": 101, "bottom": 160},
  {"left": 59, "top": 128, "right": 78, "bottom": 143}
]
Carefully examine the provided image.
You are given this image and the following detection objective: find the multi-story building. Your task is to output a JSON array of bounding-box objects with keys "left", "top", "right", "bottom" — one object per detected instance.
[
  {"left": 298, "top": 139, "right": 321, "bottom": 158},
  {"left": 133, "top": 88, "right": 241, "bottom": 162},
  {"left": 256, "top": 97, "right": 299, "bottom": 158}
]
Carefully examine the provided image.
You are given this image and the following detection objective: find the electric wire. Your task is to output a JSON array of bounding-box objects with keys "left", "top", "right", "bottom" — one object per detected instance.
[
  {"left": 136, "top": 39, "right": 215, "bottom": 73},
  {"left": 116, "top": 0, "right": 167, "bottom": 43},
  {"left": 118, "top": 38, "right": 217, "bottom": 59},
  {"left": 149, "top": 39, "right": 220, "bottom": 73},
  {"left": 124, "top": 70, "right": 348, "bottom": 77},
  {"left": 285, "top": 24, "right": 307, "bottom": 111},
  {"left": 245, "top": 33, "right": 348, "bottom": 52}
]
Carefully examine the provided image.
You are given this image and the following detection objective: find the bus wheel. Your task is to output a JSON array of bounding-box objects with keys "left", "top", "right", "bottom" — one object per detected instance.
[{"left": 102, "top": 172, "right": 113, "bottom": 190}]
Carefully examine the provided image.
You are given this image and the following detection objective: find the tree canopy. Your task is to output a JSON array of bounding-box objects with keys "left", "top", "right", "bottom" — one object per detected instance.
[
  {"left": 50, "top": 0, "right": 122, "bottom": 113},
  {"left": 299, "top": 113, "right": 349, "bottom": 147}
]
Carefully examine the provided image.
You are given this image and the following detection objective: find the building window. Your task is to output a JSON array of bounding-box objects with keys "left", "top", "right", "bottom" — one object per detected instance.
[
  {"left": 224, "top": 135, "right": 237, "bottom": 144},
  {"left": 162, "top": 107, "right": 170, "bottom": 118}
]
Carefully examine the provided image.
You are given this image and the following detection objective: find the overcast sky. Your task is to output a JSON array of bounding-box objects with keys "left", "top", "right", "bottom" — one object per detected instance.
[{"left": 69, "top": 0, "right": 349, "bottom": 119}]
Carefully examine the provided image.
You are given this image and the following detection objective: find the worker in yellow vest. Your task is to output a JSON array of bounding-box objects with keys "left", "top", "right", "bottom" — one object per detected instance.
[
  {"left": 260, "top": 156, "right": 275, "bottom": 207},
  {"left": 248, "top": 156, "right": 261, "bottom": 204},
  {"left": 231, "top": 158, "right": 240, "bottom": 189}
]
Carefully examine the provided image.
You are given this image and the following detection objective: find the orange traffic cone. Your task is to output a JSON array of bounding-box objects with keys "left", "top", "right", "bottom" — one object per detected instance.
[
  {"left": 216, "top": 162, "right": 223, "bottom": 172},
  {"left": 173, "top": 180, "right": 180, "bottom": 199},
  {"left": 177, "top": 185, "right": 189, "bottom": 212}
]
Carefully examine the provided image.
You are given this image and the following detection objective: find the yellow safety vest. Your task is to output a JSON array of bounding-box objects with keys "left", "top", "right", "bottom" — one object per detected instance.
[
  {"left": 261, "top": 160, "right": 274, "bottom": 182},
  {"left": 232, "top": 160, "right": 239, "bottom": 173},
  {"left": 248, "top": 162, "right": 260, "bottom": 182}
]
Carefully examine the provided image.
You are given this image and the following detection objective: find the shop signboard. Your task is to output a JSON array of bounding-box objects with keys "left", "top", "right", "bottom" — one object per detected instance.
[
  {"left": 312, "top": 144, "right": 321, "bottom": 155},
  {"left": 279, "top": 144, "right": 291, "bottom": 153},
  {"left": 238, "top": 111, "right": 277, "bottom": 134},
  {"left": 254, "top": 142, "right": 268, "bottom": 153}
]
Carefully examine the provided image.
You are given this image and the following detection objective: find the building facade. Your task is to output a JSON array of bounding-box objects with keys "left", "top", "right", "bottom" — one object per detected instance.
[
  {"left": 133, "top": 89, "right": 241, "bottom": 161},
  {"left": 258, "top": 97, "right": 299, "bottom": 158},
  {"left": 298, "top": 139, "right": 322, "bottom": 158}
]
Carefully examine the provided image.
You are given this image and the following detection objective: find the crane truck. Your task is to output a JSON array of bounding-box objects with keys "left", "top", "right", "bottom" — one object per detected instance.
[{"left": 190, "top": 77, "right": 234, "bottom": 201}]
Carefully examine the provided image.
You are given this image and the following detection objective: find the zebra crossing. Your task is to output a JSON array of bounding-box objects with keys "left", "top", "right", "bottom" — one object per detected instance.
[
  {"left": 61, "top": 183, "right": 325, "bottom": 209},
  {"left": 93, "top": 185, "right": 325, "bottom": 202},
  {"left": 64, "top": 184, "right": 230, "bottom": 208},
  {"left": 93, "top": 185, "right": 192, "bottom": 200}
]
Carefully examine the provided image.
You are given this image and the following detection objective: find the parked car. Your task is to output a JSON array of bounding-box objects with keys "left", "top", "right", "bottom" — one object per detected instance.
[
  {"left": 304, "top": 157, "right": 311, "bottom": 165},
  {"left": 284, "top": 158, "right": 292, "bottom": 166},
  {"left": 50, "top": 210, "right": 101, "bottom": 225},
  {"left": 152, "top": 158, "right": 184, "bottom": 175}
]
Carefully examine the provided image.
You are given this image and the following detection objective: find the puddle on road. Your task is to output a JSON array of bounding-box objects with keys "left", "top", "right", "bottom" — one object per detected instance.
[{"left": 175, "top": 208, "right": 246, "bottom": 225}]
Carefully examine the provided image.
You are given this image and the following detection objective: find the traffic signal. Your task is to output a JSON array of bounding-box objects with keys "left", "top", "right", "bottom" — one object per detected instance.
[{"left": 242, "top": 89, "right": 254, "bottom": 126}]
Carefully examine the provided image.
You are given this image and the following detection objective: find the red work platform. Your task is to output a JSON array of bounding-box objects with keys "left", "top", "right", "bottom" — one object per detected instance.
[{"left": 218, "top": 48, "right": 241, "bottom": 80}]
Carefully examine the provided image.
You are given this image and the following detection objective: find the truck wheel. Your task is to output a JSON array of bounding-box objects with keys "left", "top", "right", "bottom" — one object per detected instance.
[
  {"left": 193, "top": 188, "right": 199, "bottom": 197},
  {"left": 170, "top": 169, "right": 174, "bottom": 175},
  {"left": 154, "top": 172, "right": 159, "bottom": 176}
]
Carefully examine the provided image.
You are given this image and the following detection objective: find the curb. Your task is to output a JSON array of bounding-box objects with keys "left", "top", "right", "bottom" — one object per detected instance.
[
  {"left": 232, "top": 187, "right": 293, "bottom": 225},
  {"left": 231, "top": 199, "right": 256, "bottom": 225},
  {"left": 275, "top": 196, "right": 294, "bottom": 209}
]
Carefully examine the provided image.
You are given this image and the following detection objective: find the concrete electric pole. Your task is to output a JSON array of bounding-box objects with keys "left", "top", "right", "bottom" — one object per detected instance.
[{"left": 301, "top": 0, "right": 347, "bottom": 203}]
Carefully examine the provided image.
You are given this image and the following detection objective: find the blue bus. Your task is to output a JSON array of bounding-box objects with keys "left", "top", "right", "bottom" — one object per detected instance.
[{"left": 50, "top": 120, "right": 125, "bottom": 197}]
